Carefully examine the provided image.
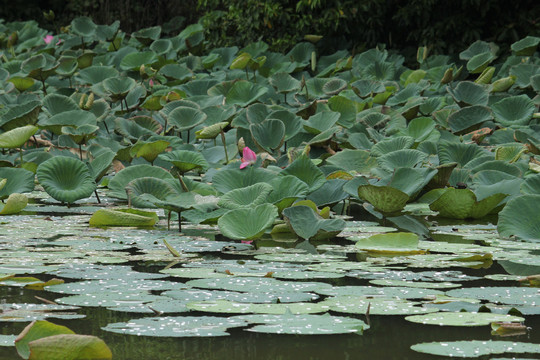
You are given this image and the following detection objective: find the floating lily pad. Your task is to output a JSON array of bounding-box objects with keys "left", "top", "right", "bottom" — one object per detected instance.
[
  {"left": 405, "top": 312, "right": 524, "bottom": 326},
  {"left": 186, "top": 299, "right": 328, "bottom": 314},
  {"left": 320, "top": 296, "right": 438, "bottom": 315},
  {"left": 411, "top": 340, "right": 540, "bottom": 358}
]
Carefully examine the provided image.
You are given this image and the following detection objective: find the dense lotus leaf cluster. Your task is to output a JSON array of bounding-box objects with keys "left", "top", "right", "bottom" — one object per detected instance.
[{"left": 0, "top": 17, "right": 540, "bottom": 359}]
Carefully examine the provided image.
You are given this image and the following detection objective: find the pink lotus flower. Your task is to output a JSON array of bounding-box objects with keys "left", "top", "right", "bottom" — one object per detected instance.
[
  {"left": 43, "top": 35, "right": 54, "bottom": 44},
  {"left": 240, "top": 147, "right": 257, "bottom": 169},
  {"left": 149, "top": 79, "right": 155, "bottom": 87}
]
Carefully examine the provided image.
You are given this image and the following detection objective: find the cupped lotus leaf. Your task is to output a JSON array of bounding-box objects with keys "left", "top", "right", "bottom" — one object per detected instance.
[
  {"left": 398, "top": 117, "right": 438, "bottom": 143},
  {"left": 498, "top": 194, "right": 540, "bottom": 241},
  {"left": 0, "top": 101, "right": 41, "bottom": 131},
  {"left": 0, "top": 125, "right": 38, "bottom": 149},
  {"left": 0, "top": 193, "right": 28, "bottom": 215},
  {"left": 42, "top": 94, "right": 80, "bottom": 116},
  {"left": 187, "top": 299, "right": 327, "bottom": 315},
  {"left": 438, "top": 142, "right": 486, "bottom": 167},
  {"left": 77, "top": 66, "right": 119, "bottom": 85},
  {"left": 89, "top": 208, "right": 158, "bottom": 227},
  {"left": 217, "top": 203, "right": 278, "bottom": 240},
  {"left": 467, "top": 51, "right": 496, "bottom": 73},
  {"left": 303, "top": 111, "right": 340, "bottom": 134},
  {"left": 129, "top": 140, "right": 170, "bottom": 164},
  {"left": 269, "top": 72, "right": 300, "bottom": 94},
  {"left": 55, "top": 56, "right": 78, "bottom": 77},
  {"left": 470, "top": 160, "right": 521, "bottom": 177},
  {"left": 125, "top": 177, "right": 178, "bottom": 208},
  {"left": 266, "top": 175, "right": 309, "bottom": 212},
  {"left": 39, "top": 110, "right": 96, "bottom": 135},
  {"left": 447, "top": 105, "right": 493, "bottom": 134},
  {"left": 429, "top": 188, "right": 508, "bottom": 219},
  {"left": 168, "top": 106, "right": 207, "bottom": 132},
  {"left": 15, "top": 320, "right": 75, "bottom": 360},
  {"left": 307, "top": 179, "right": 348, "bottom": 207},
  {"left": 377, "top": 149, "right": 427, "bottom": 171},
  {"left": 509, "top": 63, "right": 540, "bottom": 88},
  {"left": 268, "top": 110, "right": 302, "bottom": 141},
  {"left": 0, "top": 168, "right": 34, "bottom": 199},
  {"left": 102, "top": 77, "right": 137, "bottom": 101},
  {"left": 280, "top": 156, "right": 326, "bottom": 192},
  {"left": 107, "top": 164, "right": 174, "bottom": 199},
  {"left": 325, "top": 149, "right": 376, "bottom": 173},
  {"left": 520, "top": 174, "right": 540, "bottom": 195},
  {"left": 282, "top": 205, "right": 345, "bottom": 240},
  {"left": 358, "top": 185, "right": 409, "bottom": 213},
  {"left": 411, "top": 340, "right": 540, "bottom": 358},
  {"left": 370, "top": 136, "right": 415, "bottom": 157},
  {"left": 8, "top": 77, "right": 34, "bottom": 92},
  {"left": 27, "top": 334, "right": 112, "bottom": 360},
  {"left": 212, "top": 167, "right": 275, "bottom": 194},
  {"left": 218, "top": 183, "right": 273, "bottom": 210},
  {"left": 21, "top": 53, "right": 58, "bottom": 80},
  {"left": 119, "top": 51, "right": 157, "bottom": 72},
  {"left": 379, "top": 167, "right": 437, "bottom": 198},
  {"left": 322, "top": 78, "right": 347, "bottom": 96},
  {"left": 236, "top": 313, "right": 369, "bottom": 335},
  {"left": 158, "top": 64, "right": 193, "bottom": 82},
  {"left": 405, "top": 312, "right": 524, "bottom": 327},
  {"left": 511, "top": 35, "right": 540, "bottom": 56},
  {"left": 195, "top": 122, "right": 228, "bottom": 140},
  {"left": 159, "top": 150, "right": 209, "bottom": 174},
  {"left": 351, "top": 79, "right": 386, "bottom": 98},
  {"left": 459, "top": 40, "right": 498, "bottom": 60},
  {"left": 71, "top": 16, "right": 97, "bottom": 37},
  {"left": 491, "top": 95, "right": 535, "bottom": 126},
  {"left": 355, "top": 232, "right": 420, "bottom": 254},
  {"left": 114, "top": 118, "right": 157, "bottom": 141},
  {"left": 447, "top": 81, "right": 489, "bottom": 106},
  {"left": 225, "top": 81, "right": 269, "bottom": 107},
  {"left": 36, "top": 156, "right": 96, "bottom": 204},
  {"left": 62, "top": 124, "right": 99, "bottom": 144},
  {"left": 133, "top": 25, "right": 161, "bottom": 45},
  {"left": 308, "top": 126, "right": 341, "bottom": 146},
  {"left": 250, "top": 119, "right": 285, "bottom": 152},
  {"left": 103, "top": 316, "right": 248, "bottom": 337}
]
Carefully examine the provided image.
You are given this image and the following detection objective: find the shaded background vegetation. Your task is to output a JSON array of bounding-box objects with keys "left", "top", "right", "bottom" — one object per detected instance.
[{"left": 0, "top": 0, "right": 538, "bottom": 55}]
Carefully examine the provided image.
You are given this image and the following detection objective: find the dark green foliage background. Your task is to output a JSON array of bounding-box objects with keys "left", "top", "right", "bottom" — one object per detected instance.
[{"left": 0, "top": 0, "right": 538, "bottom": 54}]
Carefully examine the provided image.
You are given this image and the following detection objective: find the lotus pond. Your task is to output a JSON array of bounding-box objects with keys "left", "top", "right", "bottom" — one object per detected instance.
[{"left": 0, "top": 17, "right": 540, "bottom": 359}]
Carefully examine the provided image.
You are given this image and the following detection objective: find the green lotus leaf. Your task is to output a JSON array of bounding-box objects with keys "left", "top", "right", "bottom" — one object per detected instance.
[
  {"left": 36, "top": 156, "right": 96, "bottom": 205},
  {"left": 280, "top": 156, "right": 326, "bottom": 192},
  {"left": 89, "top": 208, "right": 158, "bottom": 227},
  {"left": 429, "top": 187, "right": 508, "bottom": 219},
  {"left": 447, "top": 81, "right": 489, "bottom": 106},
  {"left": 212, "top": 167, "right": 275, "bottom": 194},
  {"left": 325, "top": 149, "right": 376, "bottom": 173},
  {"left": 351, "top": 79, "right": 386, "bottom": 98},
  {"left": 0, "top": 125, "right": 38, "bottom": 149},
  {"left": 168, "top": 106, "right": 207, "bottom": 132},
  {"left": 411, "top": 340, "right": 540, "bottom": 358},
  {"left": 21, "top": 53, "right": 58, "bottom": 80},
  {"left": 133, "top": 25, "right": 161, "bottom": 45},
  {"left": 55, "top": 56, "right": 78, "bottom": 77},
  {"left": 355, "top": 232, "right": 420, "bottom": 254},
  {"left": 0, "top": 168, "right": 34, "bottom": 199},
  {"left": 459, "top": 40, "right": 498, "bottom": 61},
  {"left": 88, "top": 149, "right": 115, "bottom": 182},
  {"left": 225, "top": 81, "right": 268, "bottom": 107},
  {"left": 77, "top": 66, "right": 119, "bottom": 85},
  {"left": 386, "top": 84, "right": 422, "bottom": 106},
  {"left": 28, "top": 334, "right": 112, "bottom": 360},
  {"left": 102, "top": 77, "right": 137, "bottom": 101},
  {"left": 42, "top": 94, "right": 80, "bottom": 116},
  {"left": 379, "top": 167, "right": 437, "bottom": 198},
  {"left": 358, "top": 185, "right": 410, "bottom": 213},
  {"left": 377, "top": 149, "right": 427, "bottom": 171},
  {"left": 269, "top": 72, "right": 300, "bottom": 94},
  {"left": 107, "top": 164, "right": 174, "bottom": 200},
  {"left": 467, "top": 51, "right": 496, "bottom": 73},
  {"left": 129, "top": 140, "right": 170, "bottom": 164},
  {"left": 320, "top": 295, "right": 436, "bottom": 315},
  {"left": 491, "top": 95, "right": 535, "bottom": 126},
  {"left": 39, "top": 110, "right": 97, "bottom": 135},
  {"left": 125, "top": 177, "right": 178, "bottom": 208},
  {"left": 520, "top": 174, "right": 540, "bottom": 195},
  {"left": 447, "top": 105, "right": 493, "bottom": 134},
  {"left": 217, "top": 203, "right": 278, "bottom": 240},
  {"left": 303, "top": 111, "right": 340, "bottom": 134},
  {"left": 71, "top": 16, "right": 97, "bottom": 37},
  {"left": 0, "top": 193, "right": 28, "bottom": 215},
  {"left": 511, "top": 35, "right": 540, "bottom": 56},
  {"left": 498, "top": 194, "right": 540, "bottom": 241},
  {"left": 370, "top": 136, "right": 414, "bottom": 157},
  {"left": 266, "top": 175, "right": 309, "bottom": 212},
  {"left": 159, "top": 150, "right": 209, "bottom": 174},
  {"left": 158, "top": 64, "right": 193, "bottom": 82},
  {"left": 509, "top": 63, "right": 540, "bottom": 88},
  {"left": 119, "top": 51, "right": 157, "bottom": 72},
  {"left": 250, "top": 119, "right": 285, "bottom": 152},
  {"left": 218, "top": 183, "right": 273, "bottom": 210},
  {"left": 0, "top": 101, "right": 41, "bottom": 131},
  {"left": 282, "top": 205, "right": 345, "bottom": 240},
  {"left": 139, "top": 192, "right": 197, "bottom": 215},
  {"left": 438, "top": 142, "right": 486, "bottom": 167},
  {"left": 398, "top": 117, "right": 439, "bottom": 143},
  {"left": 406, "top": 312, "right": 523, "bottom": 327},
  {"left": 322, "top": 78, "right": 347, "bottom": 96},
  {"left": 267, "top": 110, "right": 302, "bottom": 141},
  {"left": 114, "top": 118, "right": 157, "bottom": 141},
  {"left": 8, "top": 77, "right": 34, "bottom": 92},
  {"left": 62, "top": 124, "right": 99, "bottom": 144},
  {"left": 531, "top": 74, "right": 540, "bottom": 92},
  {"left": 15, "top": 320, "right": 75, "bottom": 360},
  {"left": 307, "top": 178, "right": 349, "bottom": 207}
]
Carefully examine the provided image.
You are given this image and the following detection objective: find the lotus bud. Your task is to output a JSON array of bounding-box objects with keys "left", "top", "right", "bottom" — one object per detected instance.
[
  {"left": 311, "top": 51, "right": 316, "bottom": 72},
  {"left": 43, "top": 10, "right": 55, "bottom": 21},
  {"left": 7, "top": 32, "right": 18, "bottom": 47},
  {"left": 237, "top": 137, "right": 245, "bottom": 152},
  {"left": 475, "top": 66, "right": 495, "bottom": 84},
  {"left": 79, "top": 93, "right": 87, "bottom": 109},
  {"left": 84, "top": 92, "right": 94, "bottom": 109},
  {"left": 491, "top": 76, "right": 516, "bottom": 93},
  {"left": 440, "top": 67, "right": 453, "bottom": 84}
]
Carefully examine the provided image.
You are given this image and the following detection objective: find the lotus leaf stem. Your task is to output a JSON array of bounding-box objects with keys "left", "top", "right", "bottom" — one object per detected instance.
[{"left": 220, "top": 130, "right": 229, "bottom": 164}]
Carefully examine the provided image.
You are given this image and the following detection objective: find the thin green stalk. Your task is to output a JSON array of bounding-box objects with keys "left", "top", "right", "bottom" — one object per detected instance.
[{"left": 220, "top": 130, "right": 229, "bottom": 164}]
